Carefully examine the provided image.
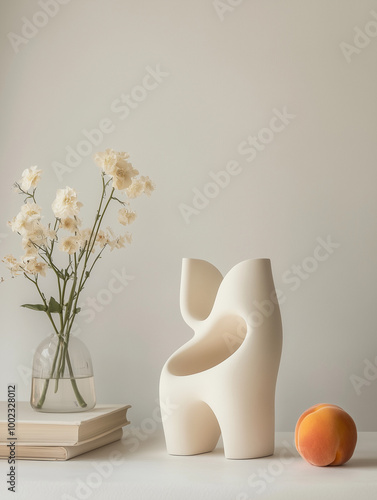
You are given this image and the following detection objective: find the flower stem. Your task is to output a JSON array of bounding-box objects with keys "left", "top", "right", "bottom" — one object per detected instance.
[
  {"left": 34, "top": 337, "right": 62, "bottom": 409},
  {"left": 65, "top": 349, "right": 87, "bottom": 408}
]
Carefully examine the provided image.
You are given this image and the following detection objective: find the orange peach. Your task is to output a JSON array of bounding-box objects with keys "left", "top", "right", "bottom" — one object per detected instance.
[{"left": 295, "top": 403, "right": 357, "bottom": 466}]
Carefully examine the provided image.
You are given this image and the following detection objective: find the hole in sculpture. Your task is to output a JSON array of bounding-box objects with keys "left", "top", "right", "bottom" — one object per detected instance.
[{"left": 168, "top": 315, "right": 247, "bottom": 376}]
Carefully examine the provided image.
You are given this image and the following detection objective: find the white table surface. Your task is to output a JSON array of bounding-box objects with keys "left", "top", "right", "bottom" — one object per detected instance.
[{"left": 1, "top": 431, "right": 376, "bottom": 500}]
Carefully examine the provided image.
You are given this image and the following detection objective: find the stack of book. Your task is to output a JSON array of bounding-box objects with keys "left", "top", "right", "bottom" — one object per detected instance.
[{"left": 0, "top": 401, "right": 130, "bottom": 461}]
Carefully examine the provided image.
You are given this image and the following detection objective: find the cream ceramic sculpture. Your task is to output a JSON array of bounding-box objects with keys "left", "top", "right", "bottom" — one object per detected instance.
[{"left": 159, "top": 258, "right": 282, "bottom": 459}]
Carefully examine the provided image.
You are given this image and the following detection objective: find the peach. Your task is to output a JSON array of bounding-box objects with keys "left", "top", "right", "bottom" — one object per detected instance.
[{"left": 295, "top": 403, "right": 357, "bottom": 466}]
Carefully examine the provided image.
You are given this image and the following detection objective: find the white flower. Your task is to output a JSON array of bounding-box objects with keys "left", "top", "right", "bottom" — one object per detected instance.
[
  {"left": 115, "top": 151, "right": 130, "bottom": 161},
  {"left": 10, "top": 202, "right": 55, "bottom": 248},
  {"left": 60, "top": 217, "right": 81, "bottom": 233},
  {"left": 94, "top": 149, "right": 138, "bottom": 190},
  {"left": 46, "top": 227, "right": 57, "bottom": 241},
  {"left": 125, "top": 178, "right": 143, "bottom": 198},
  {"left": 60, "top": 236, "right": 80, "bottom": 255},
  {"left": 107, "top": 234, "right": 126, "bottom": 251},
  {"left": 3, "top": 255, "right": 18, "bottom": 265},
  {"left": 78, "top": 228, "right": 92, "bottom": 249},
  {"left": 2, "top": 255, "right": 22, "bottom": 277},
  {"left": 52, "top": 187, "right": 83, "bottom": 219},
  {"left": 21, "top": 239, "right": 39, "bottom": 258},
  {"left": 8, "top": 213, "right": 32, "bottom": 235},
  {"left": 22, "top": 257, "right": 48, "bottom": 277},
  {"left": 126, "top": 176, "right": 155, "bottom": 198},
  {"left": 142, "top": 176, "right": 155, "bottom": 196},
  {"left": 27, "top": 222, "right": 50, "bottom": 248},
  {"left": 20, "top": 166, "right": 42, "bottom": 192},
  {"left": 95, "top": 230, "right": 109, "bottom": 248},
  {"left": 20, "top": 202, "right": 42, "bottom": 221},
  {"left": 112, "top": 159, "right": 139, "bottom": 191},
  {"left": 118, "top": 207, "right": 137, "bottom": 226},
  {"left": 8, "top": 202, "right": 42, "bottom": 236},
  {"left": 105, "top": 226, "right": 132, "bottom": 251},
  {"left": 93, "top": 149, "right": 118, "bottom": 176}
]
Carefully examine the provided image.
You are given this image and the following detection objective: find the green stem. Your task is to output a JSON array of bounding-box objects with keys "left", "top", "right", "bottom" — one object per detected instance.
[
  {"left": 84, "top": 175, "right": 107, "bottom": 259},
  {"left": 23, "top": 273, "right": 61, "bottom": 338},
  {"left": 65, "top": 349, "right": 87, "bottom": 408},
  {"left": 66, "top": 185, "right": 114, "bottom": 338},
  {"left": 56, "top": 337, "right": 66, "bottom": 389},
  {"left": 34, "top": 337, "right": 62, "bottom": 409},
  {"left": 88, "top": 187, "right": 115, "bottom": 257}
]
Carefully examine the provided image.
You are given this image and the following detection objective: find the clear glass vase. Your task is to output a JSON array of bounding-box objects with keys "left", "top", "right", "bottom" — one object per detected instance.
[{"left": 30, "top": 334, "right": 96, "bottom": 413}]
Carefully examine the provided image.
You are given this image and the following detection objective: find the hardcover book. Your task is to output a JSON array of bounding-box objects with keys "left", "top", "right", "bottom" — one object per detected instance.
[
  {"left": 0, "top": 428, "right": 123, "bottom": 461},
  {"left": 0, "top": 402, "right": 131, "bottom": 446}
]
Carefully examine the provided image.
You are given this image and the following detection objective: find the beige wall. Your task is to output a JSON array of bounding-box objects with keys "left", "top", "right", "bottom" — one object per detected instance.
[{"left": 1, "top": 0, "right": 377, "bottom": 430}]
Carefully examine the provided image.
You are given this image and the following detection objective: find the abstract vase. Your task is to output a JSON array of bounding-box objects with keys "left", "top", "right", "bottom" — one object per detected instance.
[{"left": 159, "top": 258, "right": 282, "bottom": 459}]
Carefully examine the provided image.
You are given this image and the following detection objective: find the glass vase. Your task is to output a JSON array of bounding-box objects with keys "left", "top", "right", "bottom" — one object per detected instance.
[{"left": 30, "top": 334, "right": 96, "bottom": 413}]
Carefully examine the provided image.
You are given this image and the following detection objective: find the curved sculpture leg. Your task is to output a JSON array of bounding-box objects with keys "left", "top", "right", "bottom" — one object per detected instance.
[
  {"left": 162, "top": 399, "right": 221, "bottom": 456},
  {"left": 214, "top": 401, "right": 275, "bottom": 459}
]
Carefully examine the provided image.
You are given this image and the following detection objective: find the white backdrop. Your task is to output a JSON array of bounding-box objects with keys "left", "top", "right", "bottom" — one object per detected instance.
[{"left": 1, "top": 0, "right": 377, "bottom": 431}]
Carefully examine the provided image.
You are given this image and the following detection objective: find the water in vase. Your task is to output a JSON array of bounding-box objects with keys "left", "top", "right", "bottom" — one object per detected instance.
[{"left": 30, "top": 376, "right": 96, "bottom": 412}]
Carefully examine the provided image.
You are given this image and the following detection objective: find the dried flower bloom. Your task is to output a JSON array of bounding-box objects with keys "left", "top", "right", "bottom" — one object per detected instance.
[
  {"left": 105, "top": 225, "right": 132, "bottom": 251},
  {"left": 4, "top": 255, "right": 18, "bottom": 266},
  {"left": 20, "top": 166, "right": 42, "bottom": 192},
  {"left": 20, "top": 201, "right": 42, "bottom": 221},
  {"left": 33, "top": 261, "right": 47, "bottom": 277},
  {"left": 118, "top": 207, "right": 137, "bottom": 226},
  {"left": 95, "top": 230, "right": 109, "bottom": 248},
  {"left": 46, "top": 227, "right": 57, "bottom": 241},
  {"left": 2, "top": 255, "right": 22, "bottom": 276},
  {"left": 25, "top": 222, "right": 49, "bottom": 248},
  {"left": 8, "top": 201, "right": 42, "bottom": 236},
  {"left": 78, "top": 228, "right": 92, "bottom": 249},
  {"left": 107, "top": 234, "right": 127, "bottom": 251},
  {"left": 8, "top": 213, "right": 33, "bottom": 236},
  {"left": 60, "top": 217, "right": 81, "bottom": 233},
  {"left": 125, "top": 179, "right": 143, "bottom": 199},
  {"left": 93, "top": 148, "right": 118, "bottom": 176},
  {"left": 60, "top": 236, "right": 80, "bottom": 255},
  {"left": 112, "top": 159, "right": 139, "bottom": 191},
  {"left": 94, "top": 149, "right": 138, "bottom": 191},
  {"left": 103, "top": 227, "right": 120, "bottom": 251},
  {"left": 52, "top": 187, "right": 83, "bottom": 220},
  {"left": 21, "top": 239, "right": 39, "bottom": 258},
  {"left": 126, "top": 176, "right": 155, "bottom": 198},
  {"left": 142, "top": 176, "right": 154, "bottom": 196},
  {"left": 22, "top": 257, "right": 48, "bottom": 277}
]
